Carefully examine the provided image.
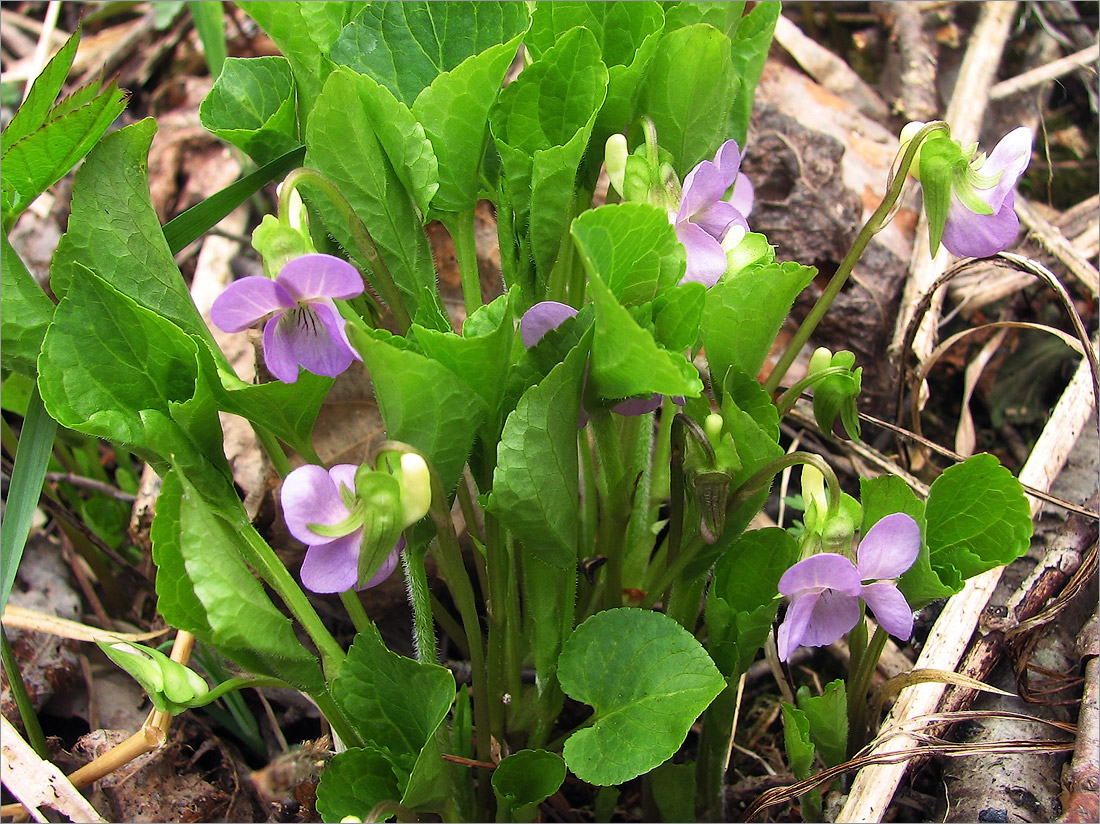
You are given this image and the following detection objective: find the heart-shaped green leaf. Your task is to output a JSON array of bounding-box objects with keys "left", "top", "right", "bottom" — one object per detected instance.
[{"left": 558, "top": 608, "right": 725, "bottom": 785}]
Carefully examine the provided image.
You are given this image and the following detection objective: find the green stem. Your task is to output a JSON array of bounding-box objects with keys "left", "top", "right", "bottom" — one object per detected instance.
[
  {"left": 340, "top": 589, "right": 371, "bottom": 635},
  {"left": 590, "top": 411, "right": 629, "bottom": 610},
  {"left": 763, "top": 121, "right": 949, "bottom": 395},
  {"left": 847, "top": 623, "right": 888, "bottom": 757},
  {"left": 403, "top": 542, "right": 438, "bottom": 665},
  {"left": 725, "top": 452, "right": 842, "bottom": 519},
  {"left": 639, "top": 535, "right": 705, "bottom": 611},
  {"left": 237, "top": 526, "right": 346, "bottom": 681},
  {"left": 1, "top": 627, "right": 48, "bottom": 758},
  {"left": 313, "top": 688, "right": 364, "bottom": 751},
  {"left": 195, "top": 675, "right": 290, "bottom": 707},
  {"left": 426, "top": 470, "right": 492, "bottom": 771},
  {"left": 280, "top": 168, "right": 412, "bottom": 332},
  {"left": 255, "top": 425, "right": 296, "bottom": 476},
  {"left": 485, "top": 512, "right": 509, "bottom": 746},
  {"left": 444, "top": 209, "right": 483, "bottom": 320},
  {"left": 774, "top": 365, "right": 856, "bottom": 417}
]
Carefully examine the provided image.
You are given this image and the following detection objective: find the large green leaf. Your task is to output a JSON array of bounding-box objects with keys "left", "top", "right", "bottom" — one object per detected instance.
[
  {"left": 328, "top": 1, "right": 529, "bottom": 107},
  {"left": 50, "top": 119, "right": 210, "bottom": 341},
  {"left": 527, "top": 2, "right": 664, "bottom": 157},
  {"left": 641, "top": 23, "right": 739, "bottom": 177},
  {"left": 795, "top": 679, "right": 847, "bottom": 768},
  {"left": 727, "top": 1, "right": 779, "bottom": 145},
  {"left": 571, "top": 203, "right": 685, "bottom": 306},
  {"left": 489, "top": 331, "right": 588, "bottom": 570},
  {"left": 316, "top": 747, "right": 402, "bottom": 824},
  {"left": 702, "top": 260, "right": 816, "bottom": 399},
  {"left": 236, "top": 1, "right": 356, "bottom": 114},
  {"left": 490, "top": 26, "right": 608, "bottom": 283},
  {"left": 411, "top": 292, "right": 514, "bottom": 434},
  {"left": 37, "top": 268, "right": 221, "bottom": 472},
  {"left": 333, "top": 622, "right": 456, "bottom": 758},
  {"left": 1, "top": 80, "right": 127, "bottom": 224},
  {"left": 151, "top": 470, "right": 326, "bottom": 692},
  {"left": 706, "top": 527, "right": 797, "bottom": 678},
  {"left": 349, "top": 327, "right": 485, "bottom": 492},
  {"left": 306, "top": 70, "right": 436, "bottom": 315},
  {"left": 558, "top": 608, "right": 725, "bottom": 785},
  {"left": 492, "top": 750, "right": 566, "bottom": 822},
  {"left": 413, "top": 37, "right": 525, "bottom": 217},
  {"left": 199, "top": 56, "right": 301, "bottom": 166},
  {"left": 0, "top": 29, "right": 81, "bottom": 153},
  {"left": 925, "top": 454, "right": 1033, "bottom": 582},
  {"left": 587, "top": 272, "right": 702, "bottom": 401},
  {"left": 1, "top": 235, "right": 54, "bottom": 378}
]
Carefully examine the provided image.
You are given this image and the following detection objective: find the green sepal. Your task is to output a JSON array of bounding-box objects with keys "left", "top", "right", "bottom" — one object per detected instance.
[
  {"left": 252, "top": 214, "right": 315, "bottom": 279},
  {"left": 918, "top": 136, "right": 963, "bottom": 255},
  {"left": 352, "top": 469, "right": 404, "bottom": 588}
]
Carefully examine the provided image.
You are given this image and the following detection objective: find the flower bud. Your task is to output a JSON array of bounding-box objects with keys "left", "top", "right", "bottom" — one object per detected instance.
[
  {"left": 605, "top": 134, "right": 628, "bottom": 198},
  {"left": 808, "top": 346, "right": 833, "bottom": 377},
  {"left": 398, "top": 452, "right": 431, "bottom": 527},
  {"left": 98, "top": 640, "right": 210, "bottom": 715}
]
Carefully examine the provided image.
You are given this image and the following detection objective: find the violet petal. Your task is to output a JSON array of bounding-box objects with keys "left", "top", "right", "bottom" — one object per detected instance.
[
  {"left": 520, "top": 301, "right": 578, "bottom": 348},
  {"left": 612, "top": 394, "right": 664, "bottom": 416},
  {"left": 778, "top": 553, "right": 861, "bottom": 596},
  {"left": 262, "top": 313, "right": 302, "bottom": 383},
  {"left": 278, "top": 254, "right": 365, "bottom": 301},
  {"left": 676, "top": 221, "right": 729, "bottom": 287},
  {"left": 210, "top": 277, "right": 294, "bottom": 333},
  {"left": 861, "top": 581, "right": 914, "bottom": 640},
  {"left": 797, "top": 587, "right": 862, "bottom": 648},
  {"left": 856, "top": 513, "right": 921, "bottom": 580},
  {"left": 777, "top": 591, "right": 818, "bottom": 661},
  {"left": 941, "top": 192, "right": 1021, "bottom": 258},
  {"left": 979, "top": 126, "right": 1033, "bottom": 213},
  {"left": 691, "top": 199, "right": 747, "bottom": 242},
  {"left": 729, "top": 172, "right": 754, "bottom": 217},
  {"left": 300, "top": 531, "right": 362, "bottom": 593},
  {"left": 292, "top": 300, "right": 360, "bottom": 377},
  {"left": 280, "top": 464, "right": 354, "bottom": 546}
]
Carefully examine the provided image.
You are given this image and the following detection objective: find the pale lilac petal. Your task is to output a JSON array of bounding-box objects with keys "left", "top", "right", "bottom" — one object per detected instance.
[
  {"left": 281, "top": 464, "right": 354, "bottom": 546},
  {"left": 691, "top": 199, "right": 747, "bottom": 241},
  {"left": 861, "top": 581, "right": 914, "bottom": 640},
  {"left": 277, "top": 254, "right": 364, "bottom": 301},
  {"left": 294, "top": 300, "right": 359, "bottom": 377},
  {"left": 210, "top": 277, "right": 293, "bottom": 332},
  {"left": 941, "top": 192, "right": 1021, "bottom": 258},
  {"left": 979, "top": 126, "right": 1032, "bottom": 212},
  {"left": 676, "top": 222, "right": 728, "bottom": 287},
  {"left": 777, "top": 591, "right": 818, "bottom": 661},
  {"left": 856, "top": 513, "right": 921, "bottom": 580},
  {"left": 729, "top": 172, "right": 754, "bottom": 216},
  {"left": 678, "top": 159, "right": 728, "bottom": 220},
  {"left": 521, "top": 301, "right": 577, "bottom": 348},
  {"left": 359, "top": 541, "right": 402, "bottom": 590},
  {"left": 612, "top": 394, "right": 663, "bottom": 416},
  {"left": 713, "top": 140, "right": 743, "bottom": 183},
  {"left": 300, "top": 531, "right": 362, "bottom": 593},
  {"left": 778, "top": 553, "right": 861, "bottom": 596},
  {"left": 798, "top": 588, "right": 862, "bottom": 648},
  {"left": 328, "top": 464, "right": 358, "bottom": 495},
  {"left": 262, "top": 314, "right": 302, "bottom": 383}
]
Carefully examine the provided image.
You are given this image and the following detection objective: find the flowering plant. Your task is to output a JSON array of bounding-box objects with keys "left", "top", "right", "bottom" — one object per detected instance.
[{"left": 4, "top": 3, "right": 1044, "bottom": 822}]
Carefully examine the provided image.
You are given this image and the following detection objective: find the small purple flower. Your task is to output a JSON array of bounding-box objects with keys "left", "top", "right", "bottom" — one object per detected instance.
[
  {"left": 776, "top": 513, "right": 921, "bottom": 661},
  {"left": 520, "top": 301, "right": 677, "bottom": 420},
  {"left": 675, "top": 140, "right": 753, "bottom": 287},
  {"left": 941, "top": 127, "right": 1032, "bottom": 258},
  {"left": 211, "top": 254, "right": 364, "bottom": 384},
  {"left": 280, "top": 464, "right": 401, "bottom": 594}
]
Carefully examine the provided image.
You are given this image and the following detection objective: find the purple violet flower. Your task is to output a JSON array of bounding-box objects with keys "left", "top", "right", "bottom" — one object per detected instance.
[
  {"left": 675, "top": 140, "right": 753, "bottom": 287},
  {"left": 940, "top": 127, "right": 1032, "bottom": 258},
  {"left": 280, "top": 464, "right": 401, "bottom": 594},
  {"left": 776, "top": 512, "right": 921, "bottom": 661},
  {"left": 211, "top": 253, "right": 364, "bottom": 384},
  {"left": 520, "top": 301, "right": 679, "bottom": 420}
]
